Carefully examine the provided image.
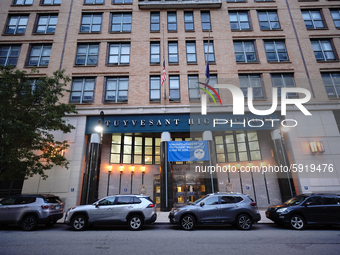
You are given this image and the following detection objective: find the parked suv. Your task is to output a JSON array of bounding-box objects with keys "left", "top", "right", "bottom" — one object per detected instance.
[
  {"left": 169, "top": 193, "right": 261, "bottom": 230},
  {"left": 266, "top": 193, "right": 340, "bottom": 230},
  {"left": 0, "top": 194, "right": 64, "bottom": 231},
  {"left": 64, "top": 194, "right": 157, "bottom": 231}
]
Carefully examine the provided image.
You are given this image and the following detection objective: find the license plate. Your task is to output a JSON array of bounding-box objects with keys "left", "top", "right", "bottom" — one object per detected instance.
[{"left": 56, "top": 206, "right": 60, "bottom": 210}]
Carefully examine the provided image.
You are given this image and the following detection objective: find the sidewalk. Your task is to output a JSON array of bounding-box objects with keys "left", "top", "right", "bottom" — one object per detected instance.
[{"left": 155, "top": 209, "right": 273, "bottom": 224}]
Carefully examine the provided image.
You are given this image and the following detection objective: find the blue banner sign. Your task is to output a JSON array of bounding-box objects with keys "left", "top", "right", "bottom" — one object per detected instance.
[{"left": 168, "top": 141, "right": 209, "bottom": 162}]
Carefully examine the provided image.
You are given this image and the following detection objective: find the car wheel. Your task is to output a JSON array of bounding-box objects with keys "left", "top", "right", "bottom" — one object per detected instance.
[
  {"left": 71, "top": 215, "right": 87, "bottom": 231},
  {"left": 181, "top": 214, "right": 195, "bottom": 231},
  {"left": 128, "top": 215, "right": 143, "bottom": 231},
  {"left": 290, "top": 215, "right": 305, "bottom": 230},
  {"left": 45, "top": 221, "right": 56, "bottom": 227},
  {"left": 237, "top": 214, "right": 252, "bottom": 230},
  {"left": 21, "top": 215, "right": 37, "bottom": 231}
]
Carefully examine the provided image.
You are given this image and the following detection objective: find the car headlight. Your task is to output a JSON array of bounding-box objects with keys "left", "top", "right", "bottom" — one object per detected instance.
[
  {"left": 277, "top": 208, "right": 289, "bottom": 213},
  {"left": 173, "top": 209, "right": 180, "bottom": 214}
]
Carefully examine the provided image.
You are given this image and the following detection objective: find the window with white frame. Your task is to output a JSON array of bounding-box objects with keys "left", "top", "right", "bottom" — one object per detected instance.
[
  {"left": 75, "top": 44, "right": 99, "bottom": 66},
  {"left": 27, "top": 44, "right": 52, "bottom": 67},
  {"left": 233, "top": 41, "right": 257, "bottom": 63},
  {"left": 311, "top": 39, "right": 336, "bottom": 61},
  {"left": 150, "top": 12, "right": 160, "bottom": 32},
  {"left": 330, "top": 9, "right": 340, "bottom": 28},
  {"left": 168, "top": 42, "right": 178, "bottom": 64},
  {"left": 0, "top": 45, "right": 21, "bottom": 66},
  {"left": 84, "top": 0, "right": 104, "bottom": 4},
  {"left": 111, "top": 13, "right": 132, "bottom": 32},
  {"left": 105, "top": 77, "right": 129, "bottom": 103},
  {"left": 167, "top": 12, "right": 177, "bottom": 31},
  {"left": 41, "top": 0, "right": 61, "bottom": 5},
  {"left": 13, "top": 0, "right": 33, "bottom": 5},
  {"left": 204, "top": 41, "right": 215, "bottom": 63},
  {"left": 271, "top": 73, "right": 298, "bottom": 99},
  {"left": 264, "top": 40, "right": 289, "bottom": 62},
  {"left": 150, "top": 42, "right": 160, "bottom": 64},
  {"left": 80, "top": 14, "right": 102, "bottom": 33},
  {"left": 169, "top": 76, "right": 180, "bottom": 101},
  {"left": 35, "top": 14, "right": 58, "bottom": 33},
  {"left": 302, "top": 10, "right": 325, "bottom": 29},
  {"left": 257, "top": 11, "right": 281, "bottom": 30},
  {"left": 229, "top": 11, "right": 251, "bottom": 30},
  {"left": 227, "top": 0, "right": 245, "bottom": 2},
  {"left": 108, "top": 43, "right": 130, "bottom": 65},
  {"left": 321, "top": 73, "right": 340, "bottom": 98},
  {"left": 5, "top": 15, "right": 29, "bottom": 34},
  {"left": 239, "top": 74, "right": 264, "bottom": 99},
  {"left": 188, "top": 75, "right": 200, "bottom": 100},
  {"left": 184, "top": 11, "right": 194, "bottom": 31},
  {"left": 150, "top": 76, "right": 161, "bottom": 101},
  {"left": 70, "top": 78, "right": 95, "bottom": 103},
  {"left": 112, "top": 0, "right": 132, "bottom": 3},
  {"left": 186, "top": 41, "right": 197, "bottom": 63},
  {"left": 201, "top": 11, "right": 211, "bottom": 31}
]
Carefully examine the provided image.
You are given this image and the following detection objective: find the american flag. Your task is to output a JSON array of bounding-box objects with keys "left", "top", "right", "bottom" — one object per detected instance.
[{"left": 161, "top": 60, "right": 166, "bottom": 86}]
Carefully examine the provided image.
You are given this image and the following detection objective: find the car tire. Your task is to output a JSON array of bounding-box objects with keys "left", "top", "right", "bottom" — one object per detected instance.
[
  {"left": 45, "top": 221, "right": 56, "bottom": 227},
  {"left": 181, "top": 214, "right": 195, "bottom": 231},
  {"left": 290, "top": 215, "right": 305, "bottom": 230},
  {"left": 237, "top": 214, "right": 252, "bottom": 230},
  {"left": 71, "top": 215, "right": 87, "bottom": 231},
  {"left": 128, "top": 215, "right": 143, "bottom": 231},
  {"left": 21, "top": 215, "right": 37, "bottom": 231}
]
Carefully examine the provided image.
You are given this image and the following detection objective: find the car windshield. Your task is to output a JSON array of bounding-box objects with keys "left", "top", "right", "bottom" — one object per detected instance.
[
  {"left": 284, "top": 196, "right": 306, "bottom": 205},
  {"left": 192, "top": 195, "right": 208, "bottom": 205}
]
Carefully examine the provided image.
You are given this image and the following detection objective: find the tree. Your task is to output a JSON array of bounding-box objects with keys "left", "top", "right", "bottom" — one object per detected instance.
[{"left": 0, "top": 66, "right": 77, "bottom": 182}]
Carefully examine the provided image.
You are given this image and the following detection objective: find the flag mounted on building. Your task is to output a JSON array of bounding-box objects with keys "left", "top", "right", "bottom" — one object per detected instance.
[
  {"left": 161, "top": 60, "right": 166, "bottom": 86},
  {"left": 205, "top": 61, "right": 210, "bottom": 84}
]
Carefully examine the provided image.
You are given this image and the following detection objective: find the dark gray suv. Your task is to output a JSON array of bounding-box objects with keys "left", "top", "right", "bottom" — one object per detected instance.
[{"left": 169, "top": 192, "right": 261, "bottom": 230}]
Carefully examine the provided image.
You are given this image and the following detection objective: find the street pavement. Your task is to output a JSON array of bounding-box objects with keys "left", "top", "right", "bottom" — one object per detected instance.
[{"left": 0, "top": 223, "right": 340, "bottom": 255}]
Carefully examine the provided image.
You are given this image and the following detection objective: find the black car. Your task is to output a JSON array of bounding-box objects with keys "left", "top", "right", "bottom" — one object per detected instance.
[{"left": 266, "top": 194, "right": 340, "bottom": 230}]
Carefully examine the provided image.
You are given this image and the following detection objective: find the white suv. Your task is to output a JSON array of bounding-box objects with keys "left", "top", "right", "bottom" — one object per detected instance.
[{"left": 65, "top": 195, "right": 157, "bottom": 231}]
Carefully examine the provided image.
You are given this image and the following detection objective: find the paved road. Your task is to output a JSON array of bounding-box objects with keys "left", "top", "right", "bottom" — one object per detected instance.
[{"left": 0, "top": 224, "right": 339, "bottom": 255}]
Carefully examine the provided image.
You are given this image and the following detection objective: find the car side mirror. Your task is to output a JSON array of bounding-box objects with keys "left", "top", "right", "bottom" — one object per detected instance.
[
  {"left": 200, "top": 202, "right": 205, "bottom": 207},
  {"left": 95, "top": 203, "right": 99, "bottom": 208}
]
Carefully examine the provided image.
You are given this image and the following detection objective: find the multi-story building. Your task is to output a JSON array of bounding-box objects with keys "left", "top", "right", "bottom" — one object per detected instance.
[{"left": 1, "top": 0, "right": 340, "bottom": 211}]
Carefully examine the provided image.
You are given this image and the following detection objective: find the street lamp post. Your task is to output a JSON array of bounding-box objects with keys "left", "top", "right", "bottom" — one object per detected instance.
[
  {"left": 107, "top": 165, "right": 112, "bottom": 196},
  {"left": 141, "top": 166, "right": 145, "bottom": 185},
  {"left": 119, "top": 165, "right": 123, "bottom": 194},
  {"left": 130, "top": 166, "right": 135, "bottom": 194}
]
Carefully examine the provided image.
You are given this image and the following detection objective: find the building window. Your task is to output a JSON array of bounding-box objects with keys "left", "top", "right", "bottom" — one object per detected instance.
[
  {"left": 186, "top": 41, "right": 197, "bottom": 63},
  {"left": 0, "top": 45, "right": 21, "bottom": 66},
  {"left": 201, "top": 11, "right": 211, "bottom": 31},
  {"left": 41, "top": 0, "right": 61, "bottom": 4},
  {"left": 111, "top": 134, "right": 161, "bottom": 165},
  {"left": 150, "top": 12, "right": 160, "bottom": 32},
  {"left": 35, "top": 14, "right": 58, "bottom": 34},
  {"left": 227, "top": 0, "right": 245, "bottom": 2},
  {"left": 80, "top": 14, "right": 102, "bottom": 33},
  {"left": 204, "top": 41, "right": 215, "bottom": 63},
  {"left": 112, "top": 0, "right": 132, "bottom": 3},
  {"left": 75, "top": 44, "right": 99, "bottom": 66},
  {"left": 150, "top": 76, "right": 161, "bottom": 101},
  {"left": 13, "top": 0, "right": 33, "bottom": 5},
  {"left": 233, "top": 41, "right": 257, "bottom": 63},
  {"left": 150, "top": 42, "right": 160, "bottom": 64},
  {"left": 108, "top": 43, "right": 130, "bottom": 65},
  {"left": 84, "top": 0, "right": 104, "bottom": 4},
  {"left": 229, "top": 11, "right": 251, "bottom": 30},
  {"left": 311, "top": 39, "right": 336, "bottom": 61},
  {"left": 5, "top": 15, "right": 29, "bottom": 35},
  {"left": 111, "top": 13, "right": 132, "bottom": 32},
  {"left": 254, "top": 0, "right": 274, "bottom": 1},
  {"left": 321, "top": 73, "right": 340, "bottom": 98},
  {"left": 257, "top": 11, "right": 281, "bottom": 30},
  {"left": 167, "top": 12, "right": 177, "bottom": 31},
  {"left": 302, "top": 10, "right": 325, "bottom": 29},
  {"left": 264, "top": 40, "right": 289, "bottom": 62},
  {"left": 331, "top": 9, "right": 340, "bottom": 28},
  {"left": 184, "top": 11, "right": 194, "bottom": 31},
  {"left": 169, "top": 75, "right": 180, "bottom": 101},
  {"left": 70, "top": 78, "right": 95, "bottom": 103},
  {"left": 271, "top": 73, "right": 298, "bottom": 99},
  {"left": 27, "top": 44, "right": 52, "bottom": 67},
  {"left": 239, "top": 74, "right": 264, "bottom": 99},
  {"left": 168, "top": 42, "right": 178, "bottom": 64},
  {"left": 188, "top": 75, "right": 200, "bottom": 100},
  {"left": 105, "top": 77, "right": 129, "bottom": 103},
  {"left": 214, "top": 131, "right": 261, "bottom": 163}
]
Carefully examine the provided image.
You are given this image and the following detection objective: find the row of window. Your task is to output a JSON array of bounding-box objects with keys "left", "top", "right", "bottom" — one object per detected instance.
[
  {"left": 10, "top": 0, "right": 134, "bottom": 5},
  {"left": 5, "top": 9, "right": 340, "bottom": 36}
]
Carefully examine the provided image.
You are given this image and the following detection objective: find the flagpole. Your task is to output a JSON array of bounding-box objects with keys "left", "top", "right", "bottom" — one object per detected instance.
[{"left": 162, "top": 23, "right": 167, "bottom": 99}]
